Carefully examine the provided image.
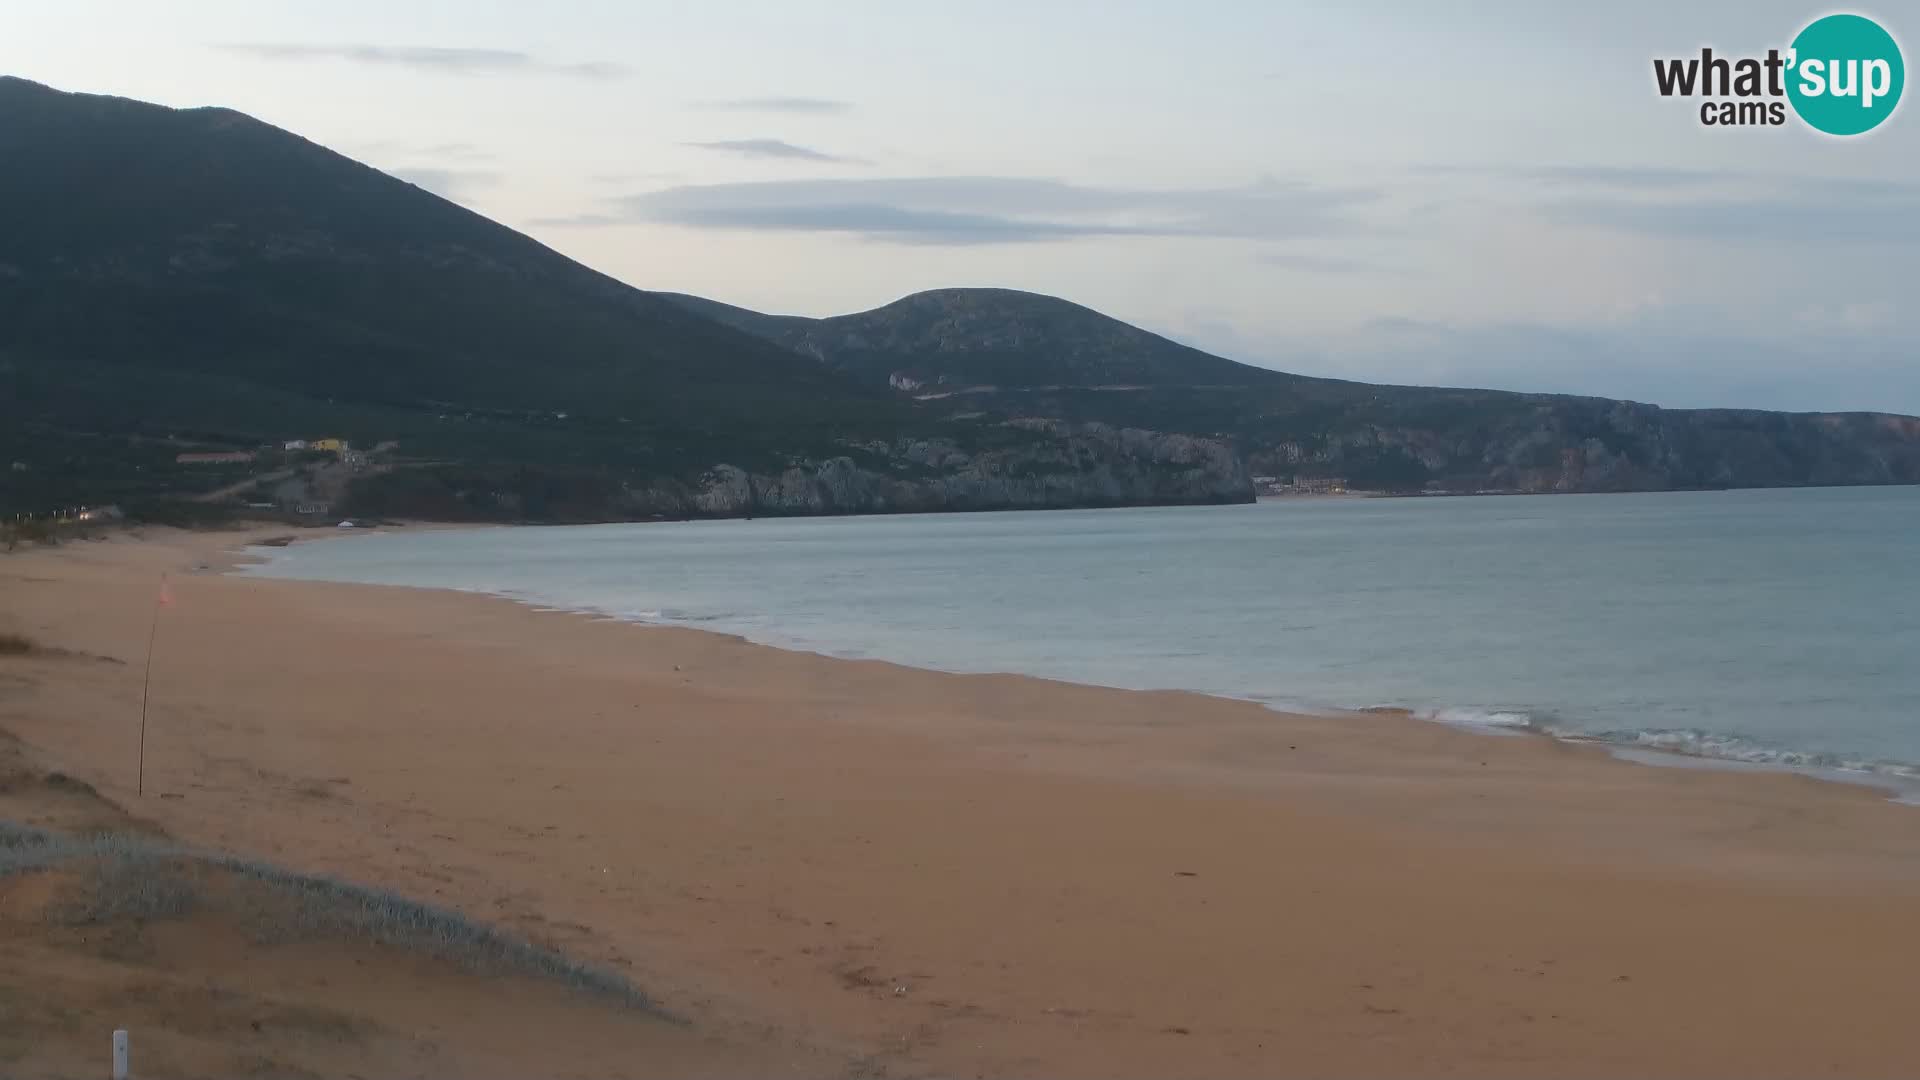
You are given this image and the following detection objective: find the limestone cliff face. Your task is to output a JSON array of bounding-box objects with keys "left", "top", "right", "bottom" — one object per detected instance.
[
  {"left": 623, "top": 422, "right": 1250, "bottom": 517},
  {"left": 1243, "top": 401, "right": 1920, "bottom": 493},
  {"left": 337, "top": 422, "right": 1251, "bottom": 523}
]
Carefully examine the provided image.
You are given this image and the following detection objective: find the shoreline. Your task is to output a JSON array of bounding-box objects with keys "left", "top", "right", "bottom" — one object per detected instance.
[
  {"left": 239, "top": 522, "right": 1920, "bottom": 807},
  {"left": 6, "top": 526, "right": 1920, "bottom": 1077}
]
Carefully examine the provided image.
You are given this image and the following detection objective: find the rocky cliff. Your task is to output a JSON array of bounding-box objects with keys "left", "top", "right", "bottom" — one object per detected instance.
[
  {"left": 340, "top": 422, "right": 1251, "bottom": 522},
  {"left": 667, "top": 423, "right": 1248, "bottom": 516},
  {"left": 1241, "top": 398, "right": 1920, "bottom": 493}
]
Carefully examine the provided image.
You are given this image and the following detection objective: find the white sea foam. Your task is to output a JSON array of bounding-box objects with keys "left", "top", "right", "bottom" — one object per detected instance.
[
  {"left": 1414, "top": 707, "right": 1538, "bottom": 734},
  {"left": 1599, "top": 727, "right": 1920, "bottom": 782},
  {"left": 1397, "top": 709, "right": 1920, "bottom": 801}
]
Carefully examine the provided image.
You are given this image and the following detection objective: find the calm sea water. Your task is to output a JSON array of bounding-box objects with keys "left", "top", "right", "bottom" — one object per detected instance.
[{"left": 243, "top": 488, "right": 1920, "bottom": 784}]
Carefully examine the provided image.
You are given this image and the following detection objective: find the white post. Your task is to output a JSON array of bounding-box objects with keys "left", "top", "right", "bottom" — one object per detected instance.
[{"left": 112, "top": 1029, "right": 130, "bottom": 1080}]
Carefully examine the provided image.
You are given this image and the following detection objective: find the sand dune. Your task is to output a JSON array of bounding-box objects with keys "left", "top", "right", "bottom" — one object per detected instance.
[{"left": 2, "top": 526, "right": 1918, "bottom": 1078}]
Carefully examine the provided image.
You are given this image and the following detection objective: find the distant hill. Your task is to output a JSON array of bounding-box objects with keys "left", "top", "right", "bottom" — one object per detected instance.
[
  {"left": 0, "top": 78, "right": 1248, "bottom": 518},
  {"left": 659, "top": 288, "right": 1282, "bottom": 389},
  {"left": 662, "top": 290, "right": 1920, "bottom": 493}
]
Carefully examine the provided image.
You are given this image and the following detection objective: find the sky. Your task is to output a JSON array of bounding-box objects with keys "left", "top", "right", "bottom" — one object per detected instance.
[{"left": 6, "top": 0, "right": 1918, "bottom": 413}]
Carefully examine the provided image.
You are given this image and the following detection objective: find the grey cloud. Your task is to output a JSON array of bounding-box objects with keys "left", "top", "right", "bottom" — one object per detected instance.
[
  {"left": 357, "top": 140, "right": 493, "bottom": 162},
  {"left": 694, "top": 97, "right": 853, "bottom": 114},
  {"left": 1259, "top": 251, "right": 1402, "bottom": 275},
  {"left": 1360, "top": 315, "right": 1450, "bottom": 335},
  {"left": 683, "top": 139, "right": 867, "bottom": 165},
  {"left": 389, "top": 167, "right": 503, "bottom": 200},
  {"left": 642, "top": 203, "right": 1150, "bottom": 244},
  {"left": 414, "top": 141, "right": 491, "bottom": 161},
  {"left": 539, "top": 175, "right": 1378, "bottom": 244},
  {"left": 529, "top": 212, "right": 627, "bottom": 228},
  {"left": 1418, "top": 164, "right": 1736, "bottom": 188},
  {"left": 1422, "top": 163, "right": 1920, "bottom": 247},
  {"left": 1533, "top": 168, "right": 1920, "bottom": 204},
  {"left": 1422, "top": 163, "right": 1920, "bottom": 200},
  {"left": 216, "top": 43, "right": 627, "bottom": 78},
  {"left": 1520, "top": 165, "right": 1737, "bottom": 189},
  {"left": 591, "top": 170, "right": 683, "bottom": 184},
  {"left": 1545, "top": 192, "right": 1920, "bottom": 245},
  {"left": 1773, "top": 175, "right": 1920, "bottom": 201}
]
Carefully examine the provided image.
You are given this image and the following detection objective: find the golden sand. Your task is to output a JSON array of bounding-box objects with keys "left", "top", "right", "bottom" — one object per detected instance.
[{"left": 2, "top": 526, "right": 1917, "bottom": 1077}]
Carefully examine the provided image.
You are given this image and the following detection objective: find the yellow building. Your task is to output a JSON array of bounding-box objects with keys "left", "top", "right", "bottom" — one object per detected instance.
[{"left": 310, "top": 438, "right": 347, "bottom": 454}]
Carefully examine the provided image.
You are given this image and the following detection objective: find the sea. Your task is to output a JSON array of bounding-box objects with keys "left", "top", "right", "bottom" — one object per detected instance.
[{"left": 241, "top": 487, "right": 1920, "bottom": 795}]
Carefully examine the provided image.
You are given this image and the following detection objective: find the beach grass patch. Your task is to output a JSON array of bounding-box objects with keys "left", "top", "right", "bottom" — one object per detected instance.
[{"left": 0, "top": 822, "right": 658, "bottom": 1010}]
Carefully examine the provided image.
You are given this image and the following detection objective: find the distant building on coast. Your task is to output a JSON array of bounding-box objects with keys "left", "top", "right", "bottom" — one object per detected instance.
[{"left": 310, "top": 438, "right": 347, "bottom": 454}]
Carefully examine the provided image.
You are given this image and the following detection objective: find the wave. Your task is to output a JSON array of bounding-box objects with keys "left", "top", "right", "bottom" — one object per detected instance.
[
  {"left": 1395, "top": 704, "right": 1920, "bottom": 793},
  {"left": 1413, "top": 706, "right": 1539, "bottom": 732},
  {"left": 1587, "top": 727, "right": 1920, "bottom": 783}
]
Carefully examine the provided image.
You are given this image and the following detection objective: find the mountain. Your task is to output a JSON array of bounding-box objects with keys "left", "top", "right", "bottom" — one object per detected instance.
[
  {"left": 660, "top": 288, "right": 1279, "bottom": 389},
  {"left": 0, "top": 79, "right": 881, "bottom": 423},
  {"left": 662, "top": 289, "right": 1920, "bottom": 493},
  {"left": 0, "top": 78, "right": 1248, "bottom": 519}
]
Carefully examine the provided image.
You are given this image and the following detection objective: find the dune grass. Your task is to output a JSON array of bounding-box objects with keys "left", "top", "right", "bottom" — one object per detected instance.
[
  {"left": 0, "top": 632, "right": 35, "bottom": 656},
  {"left": 0, "top": 822, "right": 658, "bottom": 1010}
]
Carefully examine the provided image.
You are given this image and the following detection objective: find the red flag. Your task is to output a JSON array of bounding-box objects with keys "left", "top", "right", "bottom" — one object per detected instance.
[{"left": 157, "top": 578, "right": 173, "bottom": 607}]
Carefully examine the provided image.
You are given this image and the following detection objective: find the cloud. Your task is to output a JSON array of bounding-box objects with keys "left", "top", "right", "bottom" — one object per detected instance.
[
  {"left": 1419, "top": 164, "right": 1738, "bottom": 189},
  {"left": 682, "top": 139, "right": 867, "bottom": 164},
  {"left": 535, "top": 175, "right": 1379, "bottom": 244},
  {"left": 1544, "top": 191, "right": 1920, "bottom": 246},
  {"left": 356, "top": 140, "right": 493, "bottom": 162},
  {"left": 1360, "top": 315, "right": 1450, "bottom": 336},
  {"left": 1528, "top": 167, "right": 1920, "bottom": 204},
  {"left": 1419, "top": 164, "right": 1920, "bottom": 248},
  {"left": 1258, "top": 251, "right": 1398, "bottom": 275},
  {"left": 661, "top": 203, "right": 1136, "bottom": 243},
  {"left": 1422, "top": 162, "right": 1920, "bottom": 200},
  {"left": 388, "top": 167, "right": 503, "bottom": 200},
  {"left": 215, "top": 43, "right": 627, "bottom": 78},
  {"left": 591, "top": 170, "right": 683, "bottom": 185},
  {"left": 1519, "top": 165, "right": 1740, "bottom": 189},
  {"left": 1792, "top": 301, "right": 1899, "bottom": 335},
  {"left": 693, "top": 96, "right": 853, "bottom": 114}
]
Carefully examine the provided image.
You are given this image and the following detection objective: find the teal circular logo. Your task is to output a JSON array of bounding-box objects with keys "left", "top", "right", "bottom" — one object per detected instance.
[{"left": 1787, "top": 14, "right": 1905, "bottom": 135}]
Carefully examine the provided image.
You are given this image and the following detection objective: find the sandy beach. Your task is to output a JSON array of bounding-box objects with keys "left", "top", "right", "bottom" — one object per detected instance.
[{"left": 4, "top": 525, "right": 1920, "bottom": 1078}]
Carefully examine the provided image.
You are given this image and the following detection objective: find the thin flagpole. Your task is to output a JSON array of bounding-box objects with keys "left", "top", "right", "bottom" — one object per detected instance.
[{"left": 137, "top": 573, "right": 167, "bottom": 797}]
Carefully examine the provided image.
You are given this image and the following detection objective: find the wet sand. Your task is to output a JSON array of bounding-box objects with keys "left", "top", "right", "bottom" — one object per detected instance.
[{"left": 3, "top": 526, "right": 1918, "bottom": 1078}]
